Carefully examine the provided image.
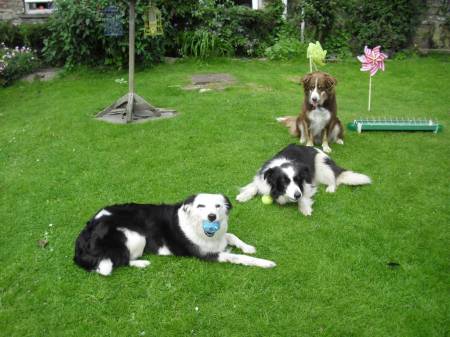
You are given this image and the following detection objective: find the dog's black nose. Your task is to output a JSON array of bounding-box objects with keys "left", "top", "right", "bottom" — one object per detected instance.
[
  {"left": 312, "top": 97, "right": 318, "bottom": 102},
  {"left": 208, "top": 214, "right": 217, "bottom": 221},
  {"left": 294, "top": 192, "right": 301, "bottom": 200}
]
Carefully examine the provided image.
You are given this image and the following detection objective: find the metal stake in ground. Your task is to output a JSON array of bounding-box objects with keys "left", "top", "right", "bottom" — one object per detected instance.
[{"left": 97, "top": 0, "right": 176, "bottom": 124}]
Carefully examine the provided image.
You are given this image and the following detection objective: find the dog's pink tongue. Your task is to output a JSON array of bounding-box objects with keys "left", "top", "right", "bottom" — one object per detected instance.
[{"left": 312, "top": 102, "right": 318, "bottom": 108}]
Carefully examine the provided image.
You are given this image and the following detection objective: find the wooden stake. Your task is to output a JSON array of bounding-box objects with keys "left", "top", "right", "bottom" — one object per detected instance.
[
  {"left": 126, "top": 0, "right": 136, "bottom": 122},
  {"left": 368, "top": 75, "right": 372, "bottom": 112}
]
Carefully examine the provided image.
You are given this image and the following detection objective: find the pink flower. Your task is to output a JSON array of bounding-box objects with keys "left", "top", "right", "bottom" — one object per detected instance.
[{"left": 357, "top": 46, "right": 388, "bottom": 76}]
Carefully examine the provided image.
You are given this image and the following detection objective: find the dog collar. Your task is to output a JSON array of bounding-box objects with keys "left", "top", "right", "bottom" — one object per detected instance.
[{"left": 202, "top": 220, "right": 221, "bottom": 237}]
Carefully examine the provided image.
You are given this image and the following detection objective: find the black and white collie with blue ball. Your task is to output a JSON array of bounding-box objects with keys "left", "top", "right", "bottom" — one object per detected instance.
[
  {"left": 236, "top": 144, "right": 371, "bottom": 216},
  {"left": 74, "top": 193, "right": 276, "bottom": 276}
]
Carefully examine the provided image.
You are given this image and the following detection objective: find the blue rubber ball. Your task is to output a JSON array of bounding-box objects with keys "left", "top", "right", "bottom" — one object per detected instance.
[{"left": 202, "top": 220, "right": 221, "bottom": 237}]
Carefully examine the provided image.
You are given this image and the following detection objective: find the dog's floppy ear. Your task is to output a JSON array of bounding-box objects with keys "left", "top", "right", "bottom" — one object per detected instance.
[
  {"left": 295, "top": 164, "right": 312, "bottom": 184},
  {"left": 222, "top": 194, "right": 233, "bottom": 212},
  {"left": 301, "top": 73, "right": 313, "bottom": 88},
  {"left": 324, "top": 73, "right": 337, "bottom": 88},
  {"left": 263, "top": 167, "right": 275, "bottom": 182},
  {"left": 182, "top": 194, "right": 196, "bottom": 213}
]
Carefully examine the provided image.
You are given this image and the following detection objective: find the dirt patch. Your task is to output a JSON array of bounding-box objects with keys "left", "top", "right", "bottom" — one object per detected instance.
[
  {"left": 22, "top": 68, "right": 60, "bottom": 82},
  {"left": 183, "top": 73, "right": 236, "bottom": 91}
]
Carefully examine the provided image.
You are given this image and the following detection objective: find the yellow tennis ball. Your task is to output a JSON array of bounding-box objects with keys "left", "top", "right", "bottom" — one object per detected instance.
[{"left": 261, "top": 195, "right": 273, "bottom": 205}]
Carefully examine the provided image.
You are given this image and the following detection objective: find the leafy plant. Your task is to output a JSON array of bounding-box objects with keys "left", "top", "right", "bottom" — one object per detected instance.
[
  {"left": 264, "top": 37, "right": 306, "bottom": 60},
  {"left": 264, "top": 27, "right": 306, "bottom": 60},
  {"left": 180, "top": 29, "right": 232, "bottom": 59}
]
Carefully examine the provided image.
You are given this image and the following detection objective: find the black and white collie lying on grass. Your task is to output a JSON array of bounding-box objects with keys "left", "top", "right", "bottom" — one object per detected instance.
[
  {"left": 74, "top": 193, "right": 276, "bottom": 276},
  {"left": 236, "top": 144, "right": 371, "bottom": 216}
]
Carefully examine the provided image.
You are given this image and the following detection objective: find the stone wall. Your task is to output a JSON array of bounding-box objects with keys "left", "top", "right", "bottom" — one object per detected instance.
[
  {"left": 414, "top": 0, "right": 450, "bottom": 50},
  {"left": 0, "top": 0, "right": 23, "bottom": 22},
  {"left": 0, "top": 0, "right": 50, "bottom": 24}
]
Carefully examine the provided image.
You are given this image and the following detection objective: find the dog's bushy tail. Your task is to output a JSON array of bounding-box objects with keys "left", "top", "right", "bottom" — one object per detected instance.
[
  {"left": 336, "top": 171, "right": 371, "bottom": 186},
  {"left": 324, "top": 156, "right": 371, "bottom": 186},
  {"left": 276, "top": 116, "right": 299, "bottom": 137}
]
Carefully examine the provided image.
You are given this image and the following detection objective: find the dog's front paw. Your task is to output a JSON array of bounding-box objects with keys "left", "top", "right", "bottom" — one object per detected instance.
[
  {"left": 129, "top": 260, "right": 151, "bottom": 268},
  {"left": 299, "top": 138, "right": 306, "bottom": 144},
  {"left": 336, "top": 139, "right": 344, "bottom": 145},
  {"left": 300, "top": 205, "right": 313, "bottom": 216},
  {"left": 306, "top": 141, "right": 314, "bottom": 147},
  {"left": 242, "top": 244, "right": 256, "bottom": 254},
  {"left": 258, "top": 259, "right": 277, "bottom": 269},
  {"left": 322, "top": 144, "right": 332, "bottom": 153},
  {"left": 325, "top": 185, "right": 336, "bottom": 193},
  {"left": 236, "top": 193, "right": 251, "bottom": 203}
]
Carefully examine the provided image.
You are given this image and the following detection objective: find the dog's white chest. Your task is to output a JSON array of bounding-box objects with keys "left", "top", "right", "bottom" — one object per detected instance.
[
  {"left": 309, "top": 108, "right": 331, "bottom": 136},
  {"left": 117, "top": 228, "right": 146, "bottom": 260}
]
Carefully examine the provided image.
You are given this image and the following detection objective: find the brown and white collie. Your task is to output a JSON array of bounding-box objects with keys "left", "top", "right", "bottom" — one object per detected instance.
[{"left": 277, "top": 71, "right": 344, "bottom": 153}]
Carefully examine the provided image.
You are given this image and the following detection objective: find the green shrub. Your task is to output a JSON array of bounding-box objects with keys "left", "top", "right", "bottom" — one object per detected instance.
[
  {"left": 0, "top": 21, "right": 22, "bottom": 48},
  {"left": 179, "top": 0, "right": 284, "bottom": 58},
  {"left": 287, "top": 0, "right": 424, "bottom": 56},
  {"left": 300, "top": 0, "right": 339, "bottom": 42},
  {"left": 0, "top": 21, "right": 50, "bottom": 55},
  {"left": 347, "top": 0, "right": 425, "bottom": 53},
  {"left": 0, "top": 43, "right": 40, "bottom": 86},
  {"left": 43, "top": 0, "right": 165, "bottom": 68},
  {"left": 322, "top": 21, "right": 353, "bottom": 58},
  {"left": 264, "top": 27, "right": 306, "bottom": 60},
  {"left": 224, "top": 2, "right": 284, "bottom": 56},
  {"left": 264, "top": 36, "right": 305, "bottom": 60},
  {"left": 19, "top": 23, "right": 51, "bottom": 52}
]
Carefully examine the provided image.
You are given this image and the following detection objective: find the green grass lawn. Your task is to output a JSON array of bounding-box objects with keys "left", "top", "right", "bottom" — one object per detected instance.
[{"left": 1, "top": 56, "right": 449, "bottom": 337}]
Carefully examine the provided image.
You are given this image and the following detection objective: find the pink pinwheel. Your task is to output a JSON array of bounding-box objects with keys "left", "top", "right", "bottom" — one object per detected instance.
[
  {"left": 358, "top": 46, "right": 387, "bottom": 76},
  {"left": 357, "top": 46, "right": 388, "bottom": 111}
]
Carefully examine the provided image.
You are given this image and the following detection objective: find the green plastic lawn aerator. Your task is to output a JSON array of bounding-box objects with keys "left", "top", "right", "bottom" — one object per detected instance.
[{"left": 347, "top": 118, "right": 443, "bottom": 133}]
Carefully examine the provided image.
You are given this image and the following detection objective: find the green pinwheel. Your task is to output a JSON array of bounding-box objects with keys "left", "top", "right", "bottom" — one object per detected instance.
[{"left": 307, "top": 41, "right": 327, "bottom": 72}]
